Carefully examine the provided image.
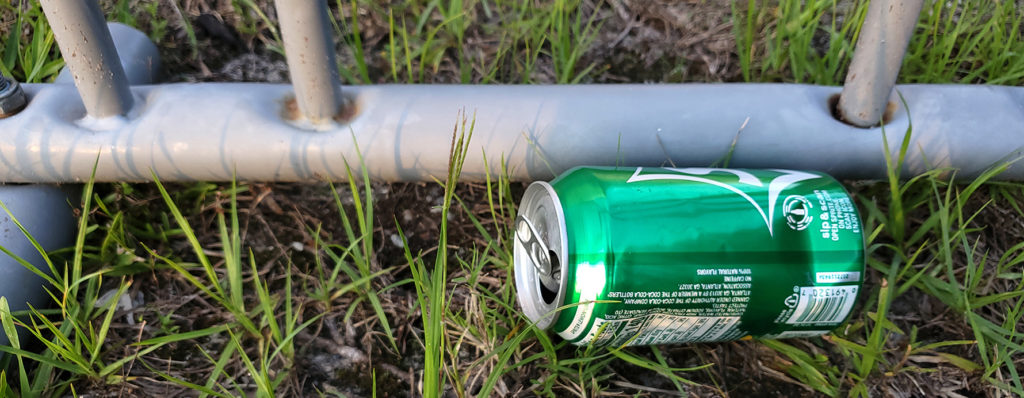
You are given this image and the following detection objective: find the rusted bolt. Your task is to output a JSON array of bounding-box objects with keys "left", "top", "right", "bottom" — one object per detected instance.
[{"left": 0, "top": 76, "right": 27, "bottom": 118}]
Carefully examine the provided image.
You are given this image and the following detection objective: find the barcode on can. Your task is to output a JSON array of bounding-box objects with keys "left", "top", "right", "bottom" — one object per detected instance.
[{"left": 785, "top": 286, "right": 858, "bottom": 325}]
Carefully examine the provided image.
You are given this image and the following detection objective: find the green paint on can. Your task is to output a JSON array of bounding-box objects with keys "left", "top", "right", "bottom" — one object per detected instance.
[{"left": 514, "top": 167, "right": 864, "bottom": 346}]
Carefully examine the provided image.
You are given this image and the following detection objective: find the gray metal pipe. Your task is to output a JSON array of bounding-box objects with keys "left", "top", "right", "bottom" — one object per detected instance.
[
  {"left": 2, "top": 83, "right": 1024, "bottom": 182},
  {"left": 40, "top": 0, "right": 134, "bottom": 118},
  {"left": 0, "top": 185, "right": 76, "bottom": 346},
  {"left": 0, "top": 23, "right": 158, "bottom": 349},
  {"left": 837, "top": 0, "right": 924, "bottom": 127},
  {"left": 55, "top": 23, "right": 161, "bottom": 86},
  {"left": 274, "top": 0, "right": 344, "bottom": 126}
]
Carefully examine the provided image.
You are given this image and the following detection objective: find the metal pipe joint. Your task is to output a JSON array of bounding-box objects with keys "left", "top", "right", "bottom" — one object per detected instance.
[
  {"left": 837, "top": 0, "right": 925, "bottom": 127},
  {"left": 40, "top": 0, "right": 135, "bottom": 119},
  {"left": 274, "top": 0, "right": 346, "bottom": 127}
]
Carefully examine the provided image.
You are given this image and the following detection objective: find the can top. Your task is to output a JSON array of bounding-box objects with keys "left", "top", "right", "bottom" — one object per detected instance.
[{"left": 513, "top": 181, "right": 568, "bottom": 330}]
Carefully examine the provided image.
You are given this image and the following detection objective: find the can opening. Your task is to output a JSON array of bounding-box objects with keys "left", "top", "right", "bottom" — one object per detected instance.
[
  {"left": 513, "top": 181, "right": 567, "bottom": 330},
  {"left": 540, "top": 249, "right": 560, "bottom": 304}
]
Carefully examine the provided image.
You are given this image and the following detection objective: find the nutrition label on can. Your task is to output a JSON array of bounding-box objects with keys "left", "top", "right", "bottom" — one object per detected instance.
[{"left": 606, "top": 268, "right": 752, "bottom": 317}]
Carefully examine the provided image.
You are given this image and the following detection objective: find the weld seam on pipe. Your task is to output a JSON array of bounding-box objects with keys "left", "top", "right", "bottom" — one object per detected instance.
[
  {"left": 40, "top": 0, "right": 134, "bottom": 118},
  {"left": 274, "top": 0, "right": 344, "bottom": 125},
  {"left": 838, "top": 0, "right": 925, "bottom": 127}
]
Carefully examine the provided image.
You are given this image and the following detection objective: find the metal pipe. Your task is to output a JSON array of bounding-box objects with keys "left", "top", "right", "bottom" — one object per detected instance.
[
  {"left": 0, "top": 185, "right": 76, "bottom": 346},
  {"left": 274, "top": 0, "right": 344, "bottom": 125},
  {"left": 0, "top": 22, "right": 157, "bottom": 348},
  {"left": 837, "top": 0, "right": 925, "bottom": 127},
  {"left": 2, "top": 83, "right": 1024, "bottom": 182},
  {"left": 55, "top": 23, "right": 161, "bottom": 86},
  {"left": 40, "top": 0, "right": 134, "bottom": 118}
]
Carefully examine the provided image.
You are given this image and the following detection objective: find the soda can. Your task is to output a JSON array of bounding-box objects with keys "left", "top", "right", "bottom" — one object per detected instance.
[{"left": 514, "top": 167, "right": 864, "bottom": 346}]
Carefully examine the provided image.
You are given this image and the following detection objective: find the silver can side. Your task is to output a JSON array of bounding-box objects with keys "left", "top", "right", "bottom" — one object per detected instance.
[{"left": 513, "top": 182, "right": 569, "bottom": 330}]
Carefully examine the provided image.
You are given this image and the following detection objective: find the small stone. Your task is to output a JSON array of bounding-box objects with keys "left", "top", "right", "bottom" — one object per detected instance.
[{"left": 389, "top": 233, "right": 405, "bottom": 248}]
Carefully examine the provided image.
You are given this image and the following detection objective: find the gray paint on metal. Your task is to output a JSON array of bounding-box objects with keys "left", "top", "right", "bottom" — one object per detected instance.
[
  {"left": 0, "top": 76, "right": 27, "bottom": 117},
  {"left": 0, "top": 23, "right": 158, "bottom": 349},
  {"left": 274, "top": 0, "right": 343, "bottom": 125},
  {"left": 0, "top": 185, "right": 76, "bottom": 346},
  {"left": 40, "top": 0, "right": 135, "bottom": 118},
  {"left": 838, "top": 0, "right": 925, "bottom": 127},
  {"left": 0, "top": 83, "right": 1022, "bottom": 182},
  {"left": 55, "top": 23, "right": 161, "bottom": 86}
]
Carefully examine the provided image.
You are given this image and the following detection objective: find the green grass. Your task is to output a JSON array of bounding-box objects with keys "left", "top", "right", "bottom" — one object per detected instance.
[
  {"left": 902, "top": 0, "right": 1024, "bottom": 85},
  {"left": 1, "top": 0, "right": 1024, "bottom": 396},
  {"left": 734, "top": 0, "right": 867, "bottom": 84},
  {"left": 734, "top": 0, "right": 1024, "bottom": 86},
  {"left": 400, "top": 112, "right": 473, "bottom": 397},
  {"left": 733, "top": 2, "right": 1024, "bottom": 395},
  {"left": 339, "top": 0, "right": 602, "bottom": 84},
  {"left": 0, "top": 170, "right": 228, "bottom": 396},
  {"left": 0, "top": 1, "right": 63, "bottom": 83}
]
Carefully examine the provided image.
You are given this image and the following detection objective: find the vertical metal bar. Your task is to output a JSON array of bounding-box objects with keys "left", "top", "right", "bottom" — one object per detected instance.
[
  {"left": 837, "top": 0, "right": 924, "bottom": 127},
  {"left": 275, "top": 0, "right": 344, "bottom": 125},
  {"left": 55, "top": 23, "right": 162, "bottom": 86},
  {"left": 40, "top": 0, "right": 134, "bottom": 118}
]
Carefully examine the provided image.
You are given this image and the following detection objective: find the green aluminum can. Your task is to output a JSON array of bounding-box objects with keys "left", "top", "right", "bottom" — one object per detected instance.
[{"left": 513, "top": 166, "right": 864, "bottom": 346}]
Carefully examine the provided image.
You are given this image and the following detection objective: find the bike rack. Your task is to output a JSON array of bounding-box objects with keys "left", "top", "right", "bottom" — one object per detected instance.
[
  {"left": 6, "top": 0, "right": 1023, "bottom": 184},
  {"left": 4, "top": 0, "right": 1022, "bottom": 342}
]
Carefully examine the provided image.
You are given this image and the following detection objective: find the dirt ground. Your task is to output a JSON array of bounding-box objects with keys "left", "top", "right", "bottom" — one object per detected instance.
[{"left": 48, "top": 0, "right": 1016, "bottom": 396}]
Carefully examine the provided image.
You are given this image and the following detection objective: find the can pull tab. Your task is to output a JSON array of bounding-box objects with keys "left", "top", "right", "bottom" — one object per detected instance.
[{"left": 515, "top": 215, "right": 560, "bottom": 291}]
